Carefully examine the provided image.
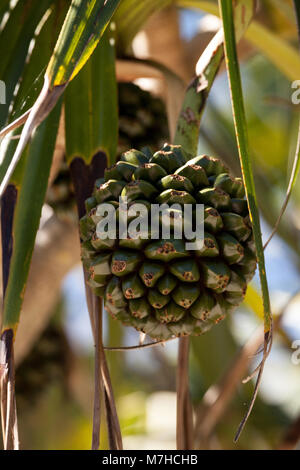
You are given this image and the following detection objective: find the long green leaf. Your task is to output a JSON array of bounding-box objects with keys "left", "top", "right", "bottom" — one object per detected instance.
[
  {"left": 178, "top": 0, "right": 300, "bottom": 81},
  {"left": 65, "top": 28, "right": 121, "bottom": 449},
  {"left": 65, "top": 28, "right": 118, "bottom": 217},
  {"left": 218, "top": 0, "right": 272, "bottom": 441},
  {"left": 0, "top": 0, "right": 120, "bottom": 199},
  {"left": 0, "top": 1, "right": 68, "bottom": 187},
  {"left": 0, "top": 0, "right": 53, "bottom": 127},
  {"left": 0, "top": 0, "right": 11, "bottom": 24},
  {"left": 47, "top": 0, "right": 121, "bottom": 86},
  {"left": 174, "top": 0, "right": 255, "bottom": 154},
  {"left": 65, "top": 28, "right": 117, "bottom": 167},
  {"left": 1, "top": 101, "right": 62, "bottom": 333}
]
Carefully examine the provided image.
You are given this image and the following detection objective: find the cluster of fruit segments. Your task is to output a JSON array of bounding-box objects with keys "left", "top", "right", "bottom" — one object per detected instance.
[{"left": 80, "top": 144, "right": 257, "bottom": 341}]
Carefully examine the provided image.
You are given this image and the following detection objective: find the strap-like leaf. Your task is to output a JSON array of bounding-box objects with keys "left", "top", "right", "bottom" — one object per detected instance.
[
  {"left": 0, "top": 1, "right": 68, "bottom": 187},
  {"left": 65, "top": 28, "right": 118, "bottom": 217},
  {"left": 65, "top": 28, "right": 118, "bottom": 167},
  {"left": 0, "top": 0, "right": 53, "bottom": 127},
  {"left": 1, "top": 101, "right": 62, "bottom": 332},
  {"left": 46, "top": 0, "right": 121, "bottom": 86},
  {"left": 218, "top": 0, "right": 272, "bottom": 441},
  {"left": 0, "top": 0, "right": 120, "bottom": 199}
]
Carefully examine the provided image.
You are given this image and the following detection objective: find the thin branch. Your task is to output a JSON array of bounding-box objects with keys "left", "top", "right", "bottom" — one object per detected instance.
[
  {"left": 91, "top": 296, "right": 102, "bottom": 450},
  {"left": 100, "top": 341, "right": 123, "bottom": 450},
  {"left": 234, "top": 326, "right": 272, "bottom": 442},
  {"left": 103, "top": 337, "right": 175, "bottom": 351},
  {"left": 0, "top": 109, "right": 31, "bottom": 139},
  {"left": 0, "top": 77, "right": 66, "bottom": 198},
  {"left": 176, "top": 337, "right": 193, "bottom": 450},
  {"left": 88, "top": 295, "right": 123, "bottom": 450},
  {"left": 0, "top": 330, "right": 19, "bottom": 450}
]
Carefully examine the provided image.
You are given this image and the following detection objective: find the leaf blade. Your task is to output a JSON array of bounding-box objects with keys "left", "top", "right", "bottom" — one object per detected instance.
[
  {"left": 65, "top": 28, "right": 118, "bottom": 166},
  {"left": 1, "top": 101, "right": 62, "bottom": 332},
  {"left": 218, "top": 0, "right": 272, "bottom": 440},
  {"left": 46, "top": 0, "right": 121, "bottom": 86}
]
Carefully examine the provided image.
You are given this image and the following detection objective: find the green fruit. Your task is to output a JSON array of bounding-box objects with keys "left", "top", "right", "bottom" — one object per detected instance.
[
  {"left": 105, "top": 161, "right": 137, "bottom": 182},
  {"left": 170, "top": 259, "right": 200, "bottom": 282},
  {"left": 157, "top": 273, "right": 177, "bottom": 295},
  {"left": 217, "top": 232, "right": 244, "bottom": 265},
  {"left": 111, "top": 250, "right": 142, "bottom": 277},
  {"left": 195, "top": 232, "right": 219, "bottom": 257},
  {"left": 221, "top": 212, "right": 251, "bottom": 242},
  {"left": 155, "top": 301, "right": 186, "bottom": 324},
  {"left": 121, "top": 149, "right": 149, "bottom": 166},
  {"left": 172, "top": 284, "right": 200, "bottom": 309},
  {"left": 129, "top": 298, "right": 151, "bottom": 319},
  {"left": 214, "top": 173, "right": 245, "bottom": 198},
  {"left": 145, "top": 239, "right": 189, "bottom": 262},
  {"left": 197, "top": 187, "right": 231, "bottom": 211},
  {"left": 231, "top": 198, "right": 248, "bottom": 216},
  {"left": 94, "top": 180, "right": 125, "bottom": 204},
  {"left": 133, "top": 163, "right": 167, "bottom": 183},
  {"left": 156, "top": 189, "right": 196, "bottom": 205},
  {"left": 157, "top": 174, "right": 194, "bottom": 193},
  {"left": 122, "top": 273, "right": 146, "bottom": 299},
  {"left": 204, "top": 206, "right": 224, "bottom": 233},
  {"left": 80, "top": 143, "right": 256, "bottom": 340},
  {"left": 190, "top": 289, "right": 216, "bottom": 320},
  {"left": 121, "top": 180, "right": 158, "bottom": 202},
  {"left": 174, "top": 163, "right": 209, "bottom": 188},
  {"left": 201, "top": 260, "right": 231, "bottom": 293},
  {"left": 139, "top": 261, "right": 165, "bottom": 287},
  {"left": 148, "top": 289, "right": 170, "bottom": 309}
]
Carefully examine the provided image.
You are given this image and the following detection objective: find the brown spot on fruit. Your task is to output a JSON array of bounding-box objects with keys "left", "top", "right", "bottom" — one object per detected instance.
[
  {"left": 183, "top": 272, "right": 193, "bottom": 281},
  {"left": 143, "top": 273, "right": 154, "bottom": 286},
  {"left": 112, "top": 260, "right": 126, "bottom": 273},
  {"left": 204, "top": 239, "right": 215, "bottom": 248},
  {"left": 207, "top": 208, "right": 218, "bottom": 217},
  {"left": 171, "top": 190, "right": 183, "bottom": 197},
  {"left": 201, "top": 312, "right": 209, "bottom": 321},
  {"left": 157, "top": 242, "right": 175, "bottom": 255},
  {"left": 190, "top": 164, "right": 201, "bottom": 171},
  {"left": 215, "top": 315, "right": 225, "bottom": 324},
  {"left": 125, "top": 288, "right": 134, "bottom": 298},
  {"left": 89, "top": 267, "right": 95, "bottom": 279},
  {"left": 171, "top": 174, "right": 184, "bottom": 182}
]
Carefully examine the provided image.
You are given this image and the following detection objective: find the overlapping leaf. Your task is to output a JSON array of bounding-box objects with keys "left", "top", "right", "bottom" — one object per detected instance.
[{"left": 218, "top": 0, "right": 272, "bottom": 441}]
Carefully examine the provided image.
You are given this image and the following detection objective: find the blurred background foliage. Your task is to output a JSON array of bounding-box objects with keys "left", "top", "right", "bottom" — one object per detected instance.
[{"left": 1, "top": 0, "right": 300, "bottom": 450}]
